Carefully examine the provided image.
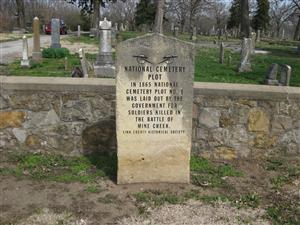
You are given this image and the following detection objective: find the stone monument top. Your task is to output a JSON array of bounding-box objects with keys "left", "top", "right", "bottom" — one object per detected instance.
[{"left": 100, "top": 18, "right": 111, "bottom": 30}]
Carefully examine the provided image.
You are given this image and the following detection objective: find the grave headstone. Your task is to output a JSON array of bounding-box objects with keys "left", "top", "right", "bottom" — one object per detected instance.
[
  {"left": 79, "top": 48, "right": 89, "bottom": 78},
  {"left": 219, "top": 42, "right": 224, "bottom": 64},
  {"left": 32, "top": 17, "right": 42, "bottom": 62},
  {"left": 281, "top": 29, "right": 285, "bottom": 40},
  {"left": 77, "top": 25, "right": 81, "bottom": 38},
  {"left": 64, "top": 57, "right": 68, "bottom": 71},
  {"left": 94, "top": 18, "right": 115, "bottom": 78},
  {"left": 251, "top": 32, "right": 256, "bottom": 54},
  {"left": 112, "top": 24, "right": 118, "bottom": 47},
  {"left": 174, "top": 26, "right": 179, "bottom": 37},
  {"left": 171, "top": 22, "right": 175, "bottom": 33},
  {"left": 90, "top": 28, "right": 97, "bottom": 37},
  {"left": 227, "top": 53, "right": 232, "bottom": 67},
  {"left": 265, "top": 63, "right": 279, "bottom": 85},
  {"left": 50, "top": 18, "right": 61, "bottom": 48},
  {"left": 116, "top": 34, "right": 195, "bottom": 184},
  {"left": 21, "top": 35, "right": 30, "bottom": 67},
  {"left": 192, "top": 26, "right": 197, "bottom": 41},
  {"left": 238, "top": 38, "right": 252, "bottom": 72},
  {"left": 120, "top": 23, "right": 125, "bottom": 32},
  {"left": 71, "top": 66, "right": 84, "bottom": 78},
  {"left": 114, "top": 23, "right": 118, "bottom": 31},
  {"left": 279, "top": 65, "right": 291, "bottom": 86},
  {"left": 256, "top": 30, "right": 261, "bottom": 42}
]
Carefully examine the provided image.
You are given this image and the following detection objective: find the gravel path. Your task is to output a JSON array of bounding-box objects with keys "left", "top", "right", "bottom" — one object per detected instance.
[{"left": 118, "top": 200, "right": 271, "bottom": 225}]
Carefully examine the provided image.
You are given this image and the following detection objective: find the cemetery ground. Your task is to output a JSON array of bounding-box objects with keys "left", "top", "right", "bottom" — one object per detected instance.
[
  {"left": 1, "top": 32, "right": 300, "bottom": 87},
  {"left": 0, "top": 151, "right": 299, "bottom": 224}
]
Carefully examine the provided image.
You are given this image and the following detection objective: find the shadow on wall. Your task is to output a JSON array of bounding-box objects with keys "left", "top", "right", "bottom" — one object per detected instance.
[
  {"left": 82, "top": 118, "right": 116, "bottom": 155},
  {"left": 82, "top": 118, "right": 117, "bottom": 181}
]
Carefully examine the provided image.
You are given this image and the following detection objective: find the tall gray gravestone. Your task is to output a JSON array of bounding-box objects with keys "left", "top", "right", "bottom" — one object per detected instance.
[
  {"left": 238, "top": 38, "right": 252, "bottom": 72},
  {"left": 279, "top": 65, "right": 292, "bottom": 86},
  {"left": 174, "top": 26, "right": 179, "bottom": 37},
  {"left": 265, "top": 63, "right": 279, "bottom": 85},
  {"left": 116, "top": 34, "right": 195, "bottom": 184},
  {"left": 192, "top": 26, "right": 197, "bottom": 41},
  {"left": 51, "top": 18, "right": 61, "bottom": 48},
  {"left": 94, "top": 18, "right": 115, "bottom": 78},
  {"left": 219, "top": 42, "right": 224, "bottom": 64}
]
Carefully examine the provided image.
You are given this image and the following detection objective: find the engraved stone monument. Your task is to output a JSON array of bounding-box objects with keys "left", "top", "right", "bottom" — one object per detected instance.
[
  {"left": 51, "top": 18, "right": 61, "bottom": 48},
  {"left": 116, "top": 34, "right": 195, "bottom": 184},
  {"left": 94, "top": 18, "right": 115, "bottom": 78},
  {"left": 265, "top": 63, "right": 279, "bottom": 85},
  {"left": 238, "top": 38, "right": 252, "bottom": 72},
  {"left": 32, "top": 17, "right": 42, "bottom": 62},
  {"left": 279, "top": 65, "right": 292, "bottom": 86}
]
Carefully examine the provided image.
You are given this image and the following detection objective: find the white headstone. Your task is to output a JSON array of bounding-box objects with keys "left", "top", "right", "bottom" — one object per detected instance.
[
  {"left": 21, "top": 35, "right": 30, "bottom": 67},
  {"left": 77, "top": 25, "right": 81, "bottom": 38}
]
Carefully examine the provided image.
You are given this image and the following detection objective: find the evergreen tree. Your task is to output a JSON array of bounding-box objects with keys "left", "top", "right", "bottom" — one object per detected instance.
[
  {"left": 252, "top": 0, "right": 270, "bottom": 31},
  {"left": 135, "top": 0, "right": 156, "bottom": 27},
  {"left": 227, "top": 0, "right": 241, "bottom": 29}
]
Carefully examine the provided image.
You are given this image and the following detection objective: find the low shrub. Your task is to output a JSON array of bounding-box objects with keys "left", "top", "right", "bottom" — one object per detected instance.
[{"left": 42, "top": 47, "right": 70, "bottom": 58}]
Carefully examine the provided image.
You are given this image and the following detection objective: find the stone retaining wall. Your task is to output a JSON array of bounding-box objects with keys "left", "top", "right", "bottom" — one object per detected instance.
[{"left": 1, "top": 76, "right": 299, "bottom": 159}]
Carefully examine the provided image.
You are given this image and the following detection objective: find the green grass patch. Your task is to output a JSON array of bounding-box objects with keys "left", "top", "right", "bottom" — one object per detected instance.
[
  {"left": 119, "top": 31, "right": 145, "bottom": 41},
  {"left": 134, "top": 190, "right": 183, "bottom": 208},
  {"left": 267, "top": 195, "right": 299, "bottom": 225},
  {"left": 65, "top": 34, "right": 99, "bottom": 45},
  {"left": 85, "top": 185, "right": 103, "bottom": 193},
  {"left": 190, "top": 156, "right": 243, "bottom": 187},
  {"left": 0, "top": 152, "right": 117, "bottom": 183},
  {"left": 195, "top": 47, "right": 300, "bottom": 87},
  {"left": 7, "top": 53, "right": 96, "bottom": 77},
  {"left": 264, "top": 157, "right": 300, "bottom": 190},
  {"left": 42, "top": 47, "right": 70, "bottom": 58},
  {"left": 184, "top": 190, "right": 260, "bottom": 209}
]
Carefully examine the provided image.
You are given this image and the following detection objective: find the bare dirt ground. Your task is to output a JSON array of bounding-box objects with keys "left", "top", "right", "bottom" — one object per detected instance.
[{"left": 0, "top": 154, "right": 299, "bottom": 225}]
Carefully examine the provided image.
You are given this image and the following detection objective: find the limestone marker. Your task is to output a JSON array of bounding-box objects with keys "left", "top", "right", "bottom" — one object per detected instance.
[
  {"left": 32, "top": 17, "right": 42, "bottom": 62},
  {"left": 21, "top": 35, "right": 30, "bottom": 67},
  {"left": 116, "top": 34, "right": 195, "bottom": 184}
]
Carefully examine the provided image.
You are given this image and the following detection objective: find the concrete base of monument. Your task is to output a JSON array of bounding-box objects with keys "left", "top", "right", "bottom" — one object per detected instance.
[
  {"left": 238, "top": 64, "right": 252, "bottom": 73},
  {"left": 21, "top": 59, "right": 30, "bottom": 67},
  {"left": 117, "top": 148, "right": 190, "bottom": 184},
  {"left": 94, "top": 65, "right": 116, "bottom": 78},
  {"left": 32, "top": 52, "right": 42, "bottom": 62},
  {"left": 50, "top": 43, "right": 61, "bottom": 48}
]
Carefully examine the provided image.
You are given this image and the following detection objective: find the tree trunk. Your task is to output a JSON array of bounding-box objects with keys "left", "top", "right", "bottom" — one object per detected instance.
[
  {"left": 154, "top": 0, "right": 164, "bottom": 34},
  {"left": 294, "top": 15, "right": 300, "bottom": 41},
  {"left": 16, "top": 0, "right": 26, "bottom": 29},
  {"left": 189, "top": 8, "right": 195, "bottom": 40},
  {"left": 93, "top": 0, "right": 100, "bottom": 29},
  {"left": 240, "top": 0, "right": 250, "bottom": 38}
]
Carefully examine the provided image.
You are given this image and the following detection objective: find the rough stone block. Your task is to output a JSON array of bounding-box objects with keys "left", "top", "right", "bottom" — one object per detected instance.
[
  {"left": 248, "top": 108, "right": 269, "bottom": 132},
  {"left": 0, "top": 111, "right": 26, "bottom": 129}
]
